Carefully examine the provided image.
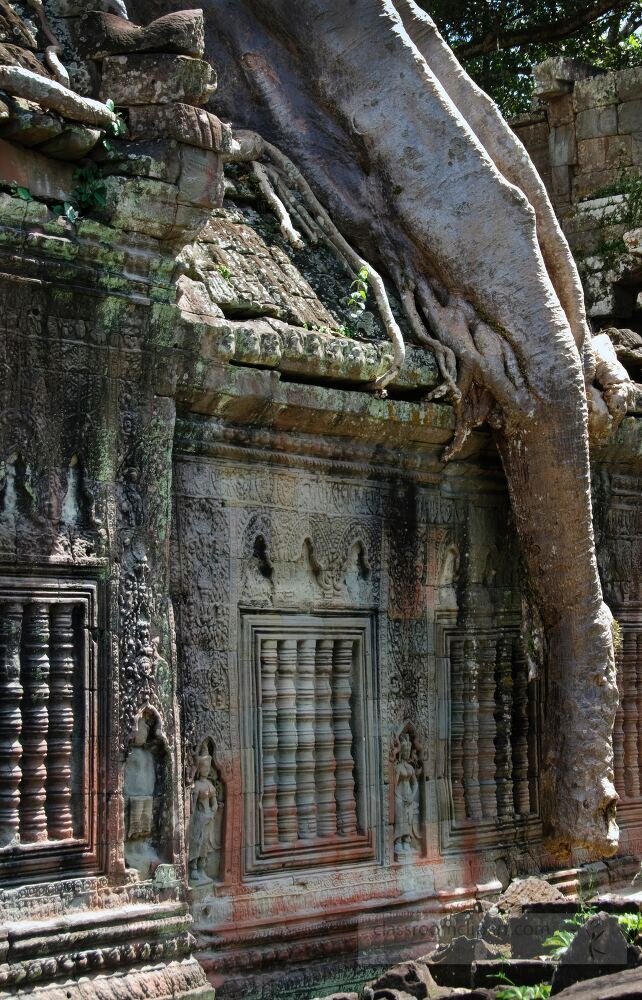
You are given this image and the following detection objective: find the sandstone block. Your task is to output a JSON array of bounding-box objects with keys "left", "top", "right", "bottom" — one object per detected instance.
[
  {"left": 618, "top": 99, "right": 642, "bottom": 134},
  {"left": 534, "top": 57, "right": 593, "bottom": 99},
  {"left": 0, "top": 136, "right": 74, "bottom": 200},
  {"left": 100, "top": 54, "right": 215, "bottom": 107},
  {"left": 128, "top": 103, "right": 233, "bottom": 153},
  {"left": 578, "top": 136, "right": 608, "bottom": 172},
  {"left": 574, "top": 72, "right": 618, "bottom": 112},
  {"left": 617, "top": 66, "right": 642, "bottom": 103},
  {"left": 632, "top": 133, "right": 642, "bottom": 166},
  {"left": 368, "top": 960, "right": 438, "bottom": 999},
  {"left": 547, "top": 93, "right": 574, "bottom": 127},
  {"left": 549, "top": 124, "right": 576, "bottom": 166},
  {"left": 576, "top": 105, "right": 617, "bottom": 140},
  {"left": 551, "top": 164, "right": 571, "bottom": 201},
  {"left": 101, "top": 174, "right": 210, "bottom": 240},
  {"left": 77, "top": 9, "right": 205, "bottom": 60},
  {"left": 550, "top": 912, "right": 629, "bottom": 994},
  {"left": 94, "top": 137, "right": 182, "bottom": 182}
]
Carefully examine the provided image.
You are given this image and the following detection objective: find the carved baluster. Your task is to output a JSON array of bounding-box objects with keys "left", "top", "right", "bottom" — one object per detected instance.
[
  {"left": 46, "top": 602, "right": 76, "bottom": 840},
  {"left": 19, "top": 603, "right": 50, "bottom": 842},
  {"left": 0, "top": 603, "right": 24, "bottom": 847},
  {"left": 613, "top": 647, "right": 625, "bottom": 797},
  {"left": 637, "top": 633, "right": 642, "bottom": 794},
  {"left": 462, "top": 638, "right": 482, "bottom": 820},
  {"left": 332, "top": 639, "right": 357, "bottom": 836},
  {"left": 260, "top": 639, "right": 279, "bottom": 846},
  {"left": 449, "top": 636, "right": 466, "bottom": 823},
  {"left": 477, "top": 636, "right": 497, "bottom": 821},
  {"left": 494, "top": 633, "right": 514, "bottom": 820},
  {"left": 315, "top": 638, "right": 337, "bottom": 838},
  {"left": 276, "top": 638, "right": 298, "bottom": 843},
  {"left": 511, "top": 637, "right": 531, "bottom": 817},
  {"left": 527, "top": 677, "right": 539, "bottom": 814},
  {"left": 623, "top": 626, "right": 640, "bottom": 799},
  {"left": 295, "top": 638, "right": 317, "bottom": 840}
]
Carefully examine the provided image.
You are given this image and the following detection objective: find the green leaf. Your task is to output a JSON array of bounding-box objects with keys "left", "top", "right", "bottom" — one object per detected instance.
[
  {"left": 105, "top": 98, "right": 115, "bottom": 112},
  {"left": 64, "top": 202, "right": 79, "bottom": 224},
  {"left": 15, "top": 186, "right": 33, "bottom": 201}
]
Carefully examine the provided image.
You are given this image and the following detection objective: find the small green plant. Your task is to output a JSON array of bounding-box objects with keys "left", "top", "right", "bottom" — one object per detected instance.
[
  {"left": 493, "top": 971, "right": 552, "bottom": 999},
  {"left": 52, "top": 201, "right": 80, "bottom": 225},
  {"left": 543, "top": 928, "right": 575, "bottom": 959},
  {"left": 52, "top": 164, "right": 108, "bottom": 226},
  {"left": 617, "top": 912, "right": 642, "bottom": 942},
  {"left": 218, "top": 265, "right": 232, "bottom": 280},
  {"left": 10, "top": 183, "right": 33, "bottom": 202},
  {"left": 346, "top": 265, "right": 369, "bottom": 318},
  {"left": 101, "top": 99, "right": 127, "bottom": 151}
]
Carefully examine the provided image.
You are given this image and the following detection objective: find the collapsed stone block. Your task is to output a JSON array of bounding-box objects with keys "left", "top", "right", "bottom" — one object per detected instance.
[
  {"left": 128, "top": 102, "right": 233, "bottom": 153},
  {"left": 100, "top": 53, "right": 216, "bottom": 107},
  {"left": 77, "top": 9, "right": 205, "bottom": 60}
]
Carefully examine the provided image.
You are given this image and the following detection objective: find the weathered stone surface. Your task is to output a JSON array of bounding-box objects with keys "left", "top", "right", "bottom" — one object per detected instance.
[
  {"left": 550, "top": 913, "right": 629, "bottom": 994},
  {"left": 617, "top": 66, "right": 642, "bottom": 104},
  {"left": 618, "top": 100, "right": 642, "bottom": 134},
  {"left": 0, "top": 2, "right": 36, "bottom": 50},
  {"left": 0, "top": 96, "right": 63, "bottom": 147},
  {"left": 0, "top": 43, "right": 53, "bottom": 78},
  {"left": 574, "top": 72, "right": 619, "bottom": 112},
  {"left": 368, "top": 961, "right": 440, "bottom": 999},
  {"left": 549, "top": 124, "right": 577, "bottom": 166},
  {"left": 576, "top": 105, "right": 618, "bottom": 140},
  {"left": 554, "top": 965, "right": 642, "bottom": 997},
  {"left": 128, "top": 102, "right": 233, "bottom": 151},
  {"left": 100, "top": 53, "right": 215, "bottom": 107},
  {"left": 426, "top": 938, "right": 499, "bottom": 989},
  {"left": 101, "top": 173, "right": 211, "bottom": 239},
  {"left": 78, "top": 9, "right": 205, "bottom": 60},
  {"left": 0, "top": 136, "right": 74, "bottom": 199},
  {"left": 534, "top": 57, "right": 594, "bottom": 99},
  {"left": 497, "top": 876, "right": 566, "bottom": 914}
]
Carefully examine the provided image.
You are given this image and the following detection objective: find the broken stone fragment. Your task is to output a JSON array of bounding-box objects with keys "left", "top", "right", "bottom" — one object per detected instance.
[
  {"left": 128, "top": 102, "right": 233, "bottom": 153},
  {"left": 367, "top": 960, "right": 441, "bottom": 999},
  {"left": 77, "top": 9, "right": 205, "bottom": 60},
  {"left": 38, "top": 123, "right": 101, "bottom": 160},
  {"left": 0, "top": 65, "right": 117, "bottom": 127},
  {"left": 550, "top": 912, "right": 631, "bottom": 994},
  {"left": 100, "top": 53, "right": 215, "bottom": 106}
]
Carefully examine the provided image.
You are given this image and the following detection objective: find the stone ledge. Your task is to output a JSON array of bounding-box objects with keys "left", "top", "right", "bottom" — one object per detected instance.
[{"left": 0, "top": 958, "right": 215, "bottom": 1000}]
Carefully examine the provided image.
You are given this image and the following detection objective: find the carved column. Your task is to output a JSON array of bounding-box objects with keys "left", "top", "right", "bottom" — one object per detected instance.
[
  {"left": 19, "top": 602, "right": 50, "bottom": 842},
  {"left": 276, "top": 638, "right": 298, "bottom": 843},
  {"left": 477, "top": 636, "right": 497, "bottom": 821},
  {"left": 332, "top": 639, "right": 357, "bottom": 836},
  {"left": 637, "top": 632, "right": 642, "bottom": 791},
  {"left": 0, "top": 602, "right": 23, "bottom": 847},
  {"left": 462, "top": 638, "right": 482, "bottom": 820},
  {"left": 622, "top": 627, "right": 640, "bottom": 799},
  {"left": 260, "top": 638, "right": 279, "bottom": 846},
  {"left": 314, "top": 638, "right": 337, "bottom": 838},
  {"left": 46, "top": 602, "right": 76, "bottom": 840},
  {"left": 295, "top": 638, "right": 317, "bottom": 840},
  {"left": 527, "top": 677, "right": 540, "bottom": 814},
  {"left": 449, "top": 636, "right": 466, "bottom": 823},
  {"left": 511, "top": 638, "right": 531, "bottom": 817}
]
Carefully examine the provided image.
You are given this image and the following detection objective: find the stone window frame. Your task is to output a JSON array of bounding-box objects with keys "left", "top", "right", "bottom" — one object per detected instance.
[
  {"left": 435, "top": 610, "right": 542, "bottom": 855},
  {"left": 239, "top": 610, "right": 381, "bottom": 877},
  {"left": 0, "top": 574, "right": 102, "bottom": 883}
]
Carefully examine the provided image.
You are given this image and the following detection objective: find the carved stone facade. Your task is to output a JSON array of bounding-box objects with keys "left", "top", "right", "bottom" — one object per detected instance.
[{"left": 1, "top": 7, "right": 642, "bottom": 1000}]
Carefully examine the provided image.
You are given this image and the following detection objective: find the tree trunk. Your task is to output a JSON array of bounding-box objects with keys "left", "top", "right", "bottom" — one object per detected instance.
[{"left": 130, "top": 0, "right": 619, "bottom": 858}]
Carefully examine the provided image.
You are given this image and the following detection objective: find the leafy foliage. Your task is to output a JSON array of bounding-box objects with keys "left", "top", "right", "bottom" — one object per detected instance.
[
  {"left": 617, "top": 911, "right": 642, "bottom": 940},
  {"left": 424, "top": 1, "right": 642, "bottom": 115},
  {"left": 493, "top": 971, "right": 552, "bottom": 999},
  {"left": 543, "top": 928, "right": 576, "bottom": 958}
]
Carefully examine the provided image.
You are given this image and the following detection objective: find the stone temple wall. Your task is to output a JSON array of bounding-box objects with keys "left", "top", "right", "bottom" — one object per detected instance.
[{"left": 0, "top": 7, "right": 641, "bottom": 1000}]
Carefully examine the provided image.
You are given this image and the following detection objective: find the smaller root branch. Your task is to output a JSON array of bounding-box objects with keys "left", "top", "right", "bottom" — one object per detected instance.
[{"left": 251, "top": 161, "right": 304, "bottom": 249}]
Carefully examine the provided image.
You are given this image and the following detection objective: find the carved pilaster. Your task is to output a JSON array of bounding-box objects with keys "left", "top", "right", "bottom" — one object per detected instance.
[
  {"left": 622, "top": 627, "right": 640, "bottom": 799},
  {"left": 449, "top": 637, "right": 466, "bottom": 823},
  {"left": 46, "top": 602, "right": 76, "bottom": 840},
  {"left": 614, "top": 652, "right": 625, "bottom": 797},
  {"left": 494, "top": 634, "right": 514, "bottom": 820},
  {"left": 0, "top": 602, "right": 23, "bottom": 847},
  {"left": 511, "top": 638, "right": 531, "bottom": 817},
  {"left": 260, "top": 639, "right": 279, "bottom": 846},
  {"left": 314, "top": 638, "right": 337, "bottom": 838},
  {"left": 19, "top": 602, "right": 50, "bottom": 842},
  {"left": 276, "top": 638, "right": 298, "bottom": 843},
  {"left": 477, "top": 636, "right": 497, "bottom": 821},
  {"left": 295, "top": 638, "right": 317, "bottom": 839},
  {"left": 332, "top": 639, "right": 357, "bottom": 837},
  {"left": 462, "top": 639, "right": 482, "bottom": 821}
]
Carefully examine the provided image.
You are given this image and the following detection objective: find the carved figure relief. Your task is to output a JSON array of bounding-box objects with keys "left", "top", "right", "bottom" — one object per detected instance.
[
  {"left": 123, "top": 709, "right": 166, "bottom": 877},
  {"left": 392, "top": 724, "right": 423, "bottom": 862},
  {"left": 188, "top": 745, "right": 220, "bottom": 886}
]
